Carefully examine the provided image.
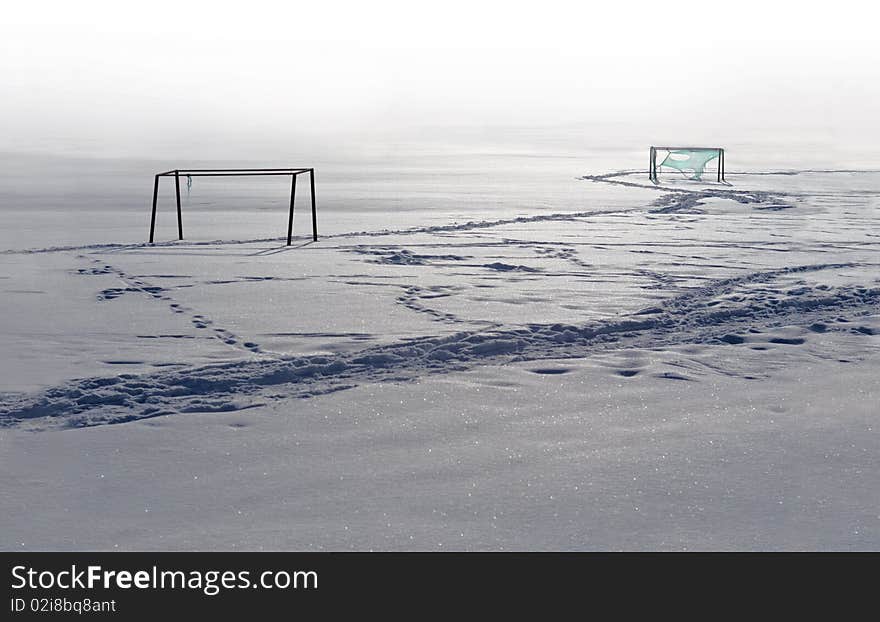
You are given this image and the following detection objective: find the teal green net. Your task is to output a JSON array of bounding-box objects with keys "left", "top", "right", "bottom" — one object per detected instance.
[{"left": 660, "top": 149, "right": 719, "bottom": 180}]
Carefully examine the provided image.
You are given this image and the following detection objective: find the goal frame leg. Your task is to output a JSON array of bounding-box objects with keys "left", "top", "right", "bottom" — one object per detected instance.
[
  {"left": 310, "top": 168, "right": 318, "bottom": 242},
  {"left": 287, "top": 173, "right": 297, "bottom": 246},
  {"left": 174, "top": 170, "right": 183, "bottom": 240},
  {"left": 149, "top": 174, "right": 160, "bottom": 243}
]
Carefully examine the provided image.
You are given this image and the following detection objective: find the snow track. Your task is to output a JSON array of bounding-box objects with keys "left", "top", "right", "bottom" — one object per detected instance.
[{"left": 2, "top": 262, "right": 876, "bottom": 430}]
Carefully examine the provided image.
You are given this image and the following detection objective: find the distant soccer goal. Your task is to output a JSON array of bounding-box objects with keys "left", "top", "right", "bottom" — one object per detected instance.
[
  {"left": 649, "top": 147, "right": 725, "bottom": 183},
  {"left": 148, "top": 167, "right": 317, "bottom": 245}
]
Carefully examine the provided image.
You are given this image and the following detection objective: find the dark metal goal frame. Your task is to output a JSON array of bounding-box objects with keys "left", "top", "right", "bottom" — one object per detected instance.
[
  {"left": 649, "top": 147, "right": 725, "bottom": 183},
  {"left": 148, "top": 167, "right": 317, "bottom": 245}
]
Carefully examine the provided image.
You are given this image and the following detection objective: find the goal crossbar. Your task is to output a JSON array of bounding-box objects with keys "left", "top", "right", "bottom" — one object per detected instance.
[{"left": 148, "top": 167, "right": 317, "bottom": 245}]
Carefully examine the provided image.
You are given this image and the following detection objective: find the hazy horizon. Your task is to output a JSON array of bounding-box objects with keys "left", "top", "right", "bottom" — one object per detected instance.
[{"left": 3, "top": 1, "right": 879, "bottom": 162}]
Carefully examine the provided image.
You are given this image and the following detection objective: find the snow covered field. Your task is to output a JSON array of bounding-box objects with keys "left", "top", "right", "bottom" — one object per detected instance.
[{"left": 1, "top": 154, "right": 878, "bottom": 550}]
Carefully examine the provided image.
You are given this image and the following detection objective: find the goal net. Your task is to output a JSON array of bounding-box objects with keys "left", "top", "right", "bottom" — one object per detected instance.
[{"left": 649, "top": 147, "right": 725, "bottom": 183}]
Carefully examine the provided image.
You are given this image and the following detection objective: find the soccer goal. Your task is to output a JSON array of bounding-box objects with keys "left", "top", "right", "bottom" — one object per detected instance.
[
  {"left": 148, "top": 167, "right": 317, "bottom": 245},
  {"left": 649, "top": 147, "right": 725, "bottom": 183}
]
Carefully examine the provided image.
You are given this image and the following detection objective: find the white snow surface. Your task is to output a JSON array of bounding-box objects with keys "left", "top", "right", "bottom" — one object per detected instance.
[{"left": 1, "top": 163, "right": 878, "bottom": 550}]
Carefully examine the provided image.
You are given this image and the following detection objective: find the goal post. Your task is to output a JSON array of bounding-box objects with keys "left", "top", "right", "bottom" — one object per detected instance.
[
  {"left": 148, "top": 167, "right": 317, "bottom": 245},
  {"left": 649, "top": 147, "right": 725, "bottom": 183}
]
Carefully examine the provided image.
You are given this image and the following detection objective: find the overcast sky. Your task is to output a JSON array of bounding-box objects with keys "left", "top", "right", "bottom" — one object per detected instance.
[{"left": 2, "top": 1, "right": 878, "bottom": 157}]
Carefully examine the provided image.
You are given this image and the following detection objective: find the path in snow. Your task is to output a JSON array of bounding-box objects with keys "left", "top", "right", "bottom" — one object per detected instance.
[{"left": 2, "top": 262, "right": 877, "bottom": 429}]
